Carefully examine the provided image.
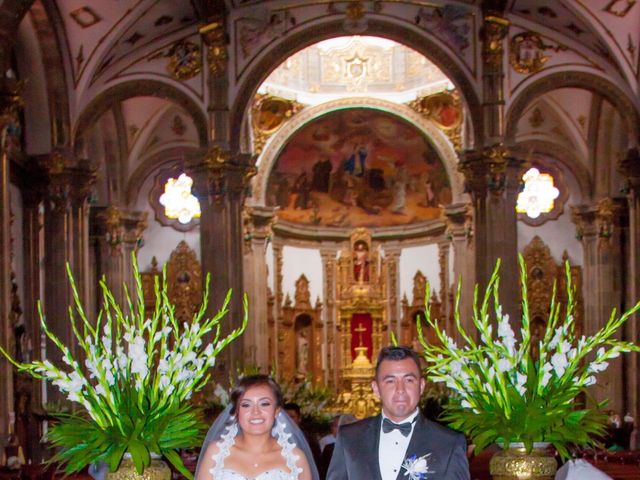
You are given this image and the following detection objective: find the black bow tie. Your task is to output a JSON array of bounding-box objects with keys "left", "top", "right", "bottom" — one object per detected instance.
[{"left": 382, "top": 417, "right": 414, "bottom": 437}]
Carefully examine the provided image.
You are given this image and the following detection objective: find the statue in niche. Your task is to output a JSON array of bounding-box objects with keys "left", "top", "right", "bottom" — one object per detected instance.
[
  {"left": 296, "top": 328, "right": 309, "bottom": 377},
  {"left": 353, "top": 240, "right": 370, "bottom": 282}
]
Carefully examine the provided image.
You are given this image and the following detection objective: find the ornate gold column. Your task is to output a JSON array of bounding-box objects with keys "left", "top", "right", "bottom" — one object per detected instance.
[
  {"left": 618, "top": 147, "right": 640, "bottom": 422},
  {"left": 443, "top": 203, "right": 475, "bottom": 337},
  {"left": 572, "top": 198, "right": 627, "bottom": 412},
  {"left": 320, "top": 247, "right": 339, "bottom": 387},
  {"left": 188, "top": 147, "right": 256, "bottom": 376},
  {"left": 242, "top": 206, "right": 275, "bottom": 368},
  {"left": 35, "top": 151, "right": 95, "bottom": 400}
]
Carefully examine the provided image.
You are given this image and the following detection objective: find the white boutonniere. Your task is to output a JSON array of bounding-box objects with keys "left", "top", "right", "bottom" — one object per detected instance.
[{"left": 401, "top": 453, "right": 433, "bottom": 480}]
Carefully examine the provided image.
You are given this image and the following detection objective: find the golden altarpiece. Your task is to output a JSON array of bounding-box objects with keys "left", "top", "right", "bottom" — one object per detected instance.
[
  {"left": 141, "top": 240, "right": 202, "bottom": 324},
  {"left": 400, "top": 270, "right": 445, "bottom": 350},
  {"left": 279, "top": 274, "right": 323, "bottom": 382},
  {"left": 521, "top": 236, "right": 583, "bottom": 349},
  {"left": 331, "top": 229, "right": 387, "bottom": 418}
]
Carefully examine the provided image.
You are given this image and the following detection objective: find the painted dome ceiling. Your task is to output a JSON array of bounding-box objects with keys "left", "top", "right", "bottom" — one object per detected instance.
[{"left": 259, "top": 36, "right": 453, "bottom": 105}]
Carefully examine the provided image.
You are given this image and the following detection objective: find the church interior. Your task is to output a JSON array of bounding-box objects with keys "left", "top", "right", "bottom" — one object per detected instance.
[{"left": 1, "top": 0, "right": 640, "bottom": 476}]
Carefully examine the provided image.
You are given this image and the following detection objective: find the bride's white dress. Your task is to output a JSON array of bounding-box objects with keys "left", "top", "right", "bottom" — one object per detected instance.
[{"left": 208, "top": 422, "right": 302, "bottom": 480}]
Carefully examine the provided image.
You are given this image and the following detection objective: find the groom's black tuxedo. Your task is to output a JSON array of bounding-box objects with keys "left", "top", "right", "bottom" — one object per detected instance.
[{"left": 326, "top": 413, "right": 469, "bottom": 480}]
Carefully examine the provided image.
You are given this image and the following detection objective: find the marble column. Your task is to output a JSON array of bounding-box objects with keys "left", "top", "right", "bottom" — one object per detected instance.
[
  {"left": 384, "top": 246, "right": 401, "bottom": 342},
  {"left": 242, "top": 206, "right": 275, "bottom": 368},
  {"left": 618, "top": 147, "right": 640, "bottom": 422},
  {"left": 19, "top": 189, "right": 44, "bottom": 461},
  {"left": 0, "top": 72, "right": 22, "bottom": 435},
  {"left": 38, "top": 151, "right": 95, "bottom": 400},
  {"left": 271, "top": 243, "right": 284, "bottom": 373},
  {"left": 188, "top": 147, "right": 256, "bottom": 377},
  {"left": 0, "top": 124, "right": 12, "bottom": 436},
  {"left": 320, "top": 247, "right": 338, "bottom": 387},
  {"left": 443, "top": 203, "right": 475, "bottom": 338},
  {"left": 459, "top": 147, "right": 524, "bottom": 320},
  {"left": 90, "top": 206, "right": 148, "bottom": 310},
  {"left": 437, "top": 241, "right": 451, "bottom": 328},
  {"left": 572, "top": 198, "right": 627, "bottom": 412}
]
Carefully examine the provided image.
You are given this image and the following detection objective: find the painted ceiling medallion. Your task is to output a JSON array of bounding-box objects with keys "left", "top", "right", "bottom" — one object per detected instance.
[
  {"left": 166, "top": 41, "right": 202, "bottom": 80},
  {"left": 510, "top": 32, "right": 550, "bottom": 74},
  {"left": 70, "top": 6, "right": 101, "bottom": 29}
]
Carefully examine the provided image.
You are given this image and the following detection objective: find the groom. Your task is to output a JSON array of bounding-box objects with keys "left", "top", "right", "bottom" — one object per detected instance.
[{"left": 327, "top": 346, "right": 469, "bottom": 479}]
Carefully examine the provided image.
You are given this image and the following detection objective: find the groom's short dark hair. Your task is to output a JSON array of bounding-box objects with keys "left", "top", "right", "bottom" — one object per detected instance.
[{"left": 375, "top": 346, "right": 422, "bottom": 378}]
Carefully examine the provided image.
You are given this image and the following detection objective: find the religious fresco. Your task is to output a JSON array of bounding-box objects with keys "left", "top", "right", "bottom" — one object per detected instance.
[{"left": 265, "top": 108, "right": 452, "bottom": 228}]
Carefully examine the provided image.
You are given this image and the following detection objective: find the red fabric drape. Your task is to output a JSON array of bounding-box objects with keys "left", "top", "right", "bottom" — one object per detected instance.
[{"left": 350, "top": 313, "right": 373, "bottom": 361}]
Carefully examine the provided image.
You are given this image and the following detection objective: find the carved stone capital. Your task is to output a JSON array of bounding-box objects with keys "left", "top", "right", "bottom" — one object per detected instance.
[
  {"left": 571, "top": 198, "right": 626, "bottom": 245},
  {"left": 459, "top": 144, "right": 513, "bottom": 198},
  {"left": 36, "top": 151, "right": 96, "bottom": 212},
  {"left": 188, "top": 147, "right": 257, "bottom": 207},
  {"left": 243, "top": 205, "right": 276, "bottom": 253},
  {"left": 443, "top": 202, "right": 473, "bottom": 241},
  {"left": 570, "top": 204, "right": 597, "bottom": 242},
  {"left": 92, "top": 206, "right": 147, "bottom": 254}
]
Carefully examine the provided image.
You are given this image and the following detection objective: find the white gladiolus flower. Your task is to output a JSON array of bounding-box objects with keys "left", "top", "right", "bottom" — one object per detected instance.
[
  {"left": 588, "top": 361, "right": 608, "bottom": 373},
  {"left": 559, "top": 340, "right": 572, "bottom": 354},
  {"left": 549, "top": 329, "right": 563, "bottom": 350},
  {"left": 497, "top": 358, "right": 511, "bottom": 373},
  {"left": 204, "top": 344, "right": 214, "bottom": 357},
  {"left": 584, "top": 376, "right": 596, "bottom": 386},
  {"left": 450, "top": 360, "right": 463, "bottom": 376},
  {"left": 609, "top": 350, "right": 620, "bottom": 358},
  {"left": 461, "top": 400, "right": 472, "bottom": 409},
  {"left": 596, "top": 347, "right": 605, "bottom": 358},
  {"left": 551, "top": 352, "right": 568, "bottom": 377},
  {"left": 96, "top": 384, "right": 106, "bottom": 396}
]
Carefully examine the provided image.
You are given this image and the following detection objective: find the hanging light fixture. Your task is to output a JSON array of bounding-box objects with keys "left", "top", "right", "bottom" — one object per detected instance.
[{"left": 159, "top": 173, "right": 201, "bottom": 224}]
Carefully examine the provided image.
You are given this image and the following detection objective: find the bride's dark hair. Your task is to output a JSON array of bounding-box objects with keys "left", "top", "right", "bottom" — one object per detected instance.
[{"left": 230, "top": 374, "right": 284, "bottom": 415}]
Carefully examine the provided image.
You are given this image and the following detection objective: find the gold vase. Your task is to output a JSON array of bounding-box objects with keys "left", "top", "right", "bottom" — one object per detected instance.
[
  {"left": 106, "top": 455, "right": 172, "bottom": 480},
  {"left": 489, "top": 443, "right": 557, "bottom": 480}
]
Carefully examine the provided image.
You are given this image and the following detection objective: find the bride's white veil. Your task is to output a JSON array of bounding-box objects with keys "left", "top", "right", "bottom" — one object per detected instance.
[{"left": 195, "top": 402, "right": 320, "bottom": 480}]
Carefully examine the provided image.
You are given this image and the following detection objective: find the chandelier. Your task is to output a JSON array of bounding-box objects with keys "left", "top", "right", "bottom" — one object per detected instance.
[
  {"left": 159, "top": 173, "right": 201, "bottom": 224},
  {"left": 516, "top": 168, "right": 559, "bottom": 219}
]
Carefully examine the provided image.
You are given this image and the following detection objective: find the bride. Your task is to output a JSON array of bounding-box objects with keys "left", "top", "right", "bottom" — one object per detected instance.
[{"left": 196, "top": 374, "right": 320, "bottom": 480}]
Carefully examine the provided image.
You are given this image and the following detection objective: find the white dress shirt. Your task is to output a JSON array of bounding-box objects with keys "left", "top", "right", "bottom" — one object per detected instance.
[{"left": 378, "top": 408, "right": 419, "bottom": 480}]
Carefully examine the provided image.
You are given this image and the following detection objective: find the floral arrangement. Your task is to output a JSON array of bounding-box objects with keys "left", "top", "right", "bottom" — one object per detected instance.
[
  {"left": 0, "top": 259, "right": 247, "bottom": 478},
  {"left": 418, "top": 255, "right": 640, "bottom": 458}
]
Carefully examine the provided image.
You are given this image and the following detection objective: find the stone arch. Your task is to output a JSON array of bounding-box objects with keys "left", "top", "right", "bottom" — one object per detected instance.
[
  {"left": 230, "top": 18, "right": 482, "bottom": 153},
  {"left": 250, "top": 97, "right": 465, "bottom": 206},
  {"left": 73, "top": 80, "right": 208, "bottom": 151},
  {"left": 506, "top": 71, "right": 640, "bottom": 147}
]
